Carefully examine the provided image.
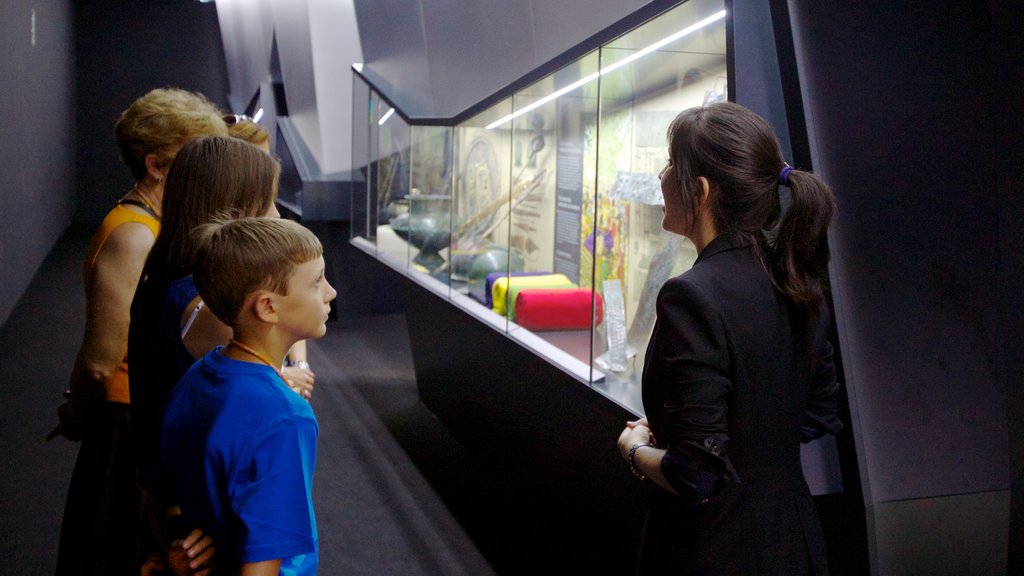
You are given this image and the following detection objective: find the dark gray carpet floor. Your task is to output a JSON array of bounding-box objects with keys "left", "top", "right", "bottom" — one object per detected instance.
[{"left": 0, "top": 224, "right": 494, "bottom": 575}]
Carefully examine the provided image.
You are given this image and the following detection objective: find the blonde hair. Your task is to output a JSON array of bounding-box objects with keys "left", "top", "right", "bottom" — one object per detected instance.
[
  {"left": 192, "top": 216, "right": 323, "bottom": 327},
  {"left": 226, "top": 115, "right": 270, "bottom": 148},
  {"left": 115, "top": 88, "right": 228, "bottom": 180}
]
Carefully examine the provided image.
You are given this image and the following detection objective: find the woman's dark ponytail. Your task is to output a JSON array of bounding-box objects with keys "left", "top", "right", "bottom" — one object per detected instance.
[
  {"left": 667, "top": 102, "right": 836, "bottom": 314},
  {"left": 767, "top": 168, "right": 835, "bottom": 312}
]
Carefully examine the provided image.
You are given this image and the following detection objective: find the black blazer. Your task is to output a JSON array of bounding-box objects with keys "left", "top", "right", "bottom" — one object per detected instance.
[{"left": 639, "top": 233, "right": 842, "bottom": 576}]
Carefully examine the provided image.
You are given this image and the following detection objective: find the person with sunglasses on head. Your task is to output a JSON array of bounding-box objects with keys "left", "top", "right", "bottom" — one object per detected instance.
[
  {"left": 224, "top": 113, "right": 317, "bottom": 394},
  {"left": 125, "top": 135, "right": 287, "bottom": 574}
]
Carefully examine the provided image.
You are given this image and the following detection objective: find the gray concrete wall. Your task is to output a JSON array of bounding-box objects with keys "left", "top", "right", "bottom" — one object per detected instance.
[
  {"left": 74, "top": 0, "right": 229, "bottom": 225},
  {"left": 1, "top": 0, "right": 231, "bottom": 331},
  {"left": 217, "top": 0, "right": 363, "bottom": 174},
  {"left": 786, "top": 1, "right": 1020, "bottom": 572},
  {"left": 0, "top": 0, "right": 75, "bottom": 329}
]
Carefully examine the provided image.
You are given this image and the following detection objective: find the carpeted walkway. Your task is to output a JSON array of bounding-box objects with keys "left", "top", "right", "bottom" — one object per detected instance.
[
  {"left": 0, "top": 224, "right": 494, "bottom": 575},
  {"left": 307, "top": 317, "right": 494, "bottom": 575}
]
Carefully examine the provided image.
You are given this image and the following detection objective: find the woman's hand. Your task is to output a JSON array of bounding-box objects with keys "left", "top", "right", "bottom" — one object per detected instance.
[
  {"left": 140, "top": 552, "right": 166, "bottom": 576},
  {"left": 166, "top": 528, "right": 216, "bottom": 576},
  {"left": 281, "top": 365, "right": 314, "bottom": 400},
  {"left": 618, "top": 418, "right": 655, "bottom": 462},
  {"left": 627, "top": 417, "right": 651, "bottom": 433},
  {"left": 47, "top": 398, "right": 91, "bottom": 442}
]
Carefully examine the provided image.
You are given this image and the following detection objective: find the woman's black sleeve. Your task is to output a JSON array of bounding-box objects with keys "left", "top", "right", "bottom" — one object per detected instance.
[{"left": 651, "top": 279, "right": 739, "bottom": 504}]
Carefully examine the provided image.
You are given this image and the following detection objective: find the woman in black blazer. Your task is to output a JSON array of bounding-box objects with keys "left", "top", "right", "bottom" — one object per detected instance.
[{"left": 617, "top": 102, "right": 843, "bottom": 575}]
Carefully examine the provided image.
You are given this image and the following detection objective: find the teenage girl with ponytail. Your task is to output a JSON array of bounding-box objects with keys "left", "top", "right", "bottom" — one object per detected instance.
[{"left": 617, "top": 102, "right": 843, "bottom": 575}]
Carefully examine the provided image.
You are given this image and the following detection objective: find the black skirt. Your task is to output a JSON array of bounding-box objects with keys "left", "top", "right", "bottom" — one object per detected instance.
[{"left": 55, "top": 402, "right": 141, "bottom": 576}]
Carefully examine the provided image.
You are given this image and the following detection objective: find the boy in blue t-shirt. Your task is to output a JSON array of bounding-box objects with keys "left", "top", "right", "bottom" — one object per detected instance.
[{"left": 159, "top": 216, "right": 336, "bottom": 575}]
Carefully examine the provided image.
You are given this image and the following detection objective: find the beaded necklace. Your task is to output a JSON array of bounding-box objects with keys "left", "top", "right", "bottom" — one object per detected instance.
[
  {"left": 128, "top": 184, "right": 161, "bottom": 218},
  {"left": 226, "top": 339, "right": 287, "bottom": 383}
]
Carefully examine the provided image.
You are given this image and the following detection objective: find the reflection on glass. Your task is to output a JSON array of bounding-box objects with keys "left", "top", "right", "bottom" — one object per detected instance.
[
  {"left": 402, "top": 125, "right": 455, "bottom": 280},
  {"left": 592, "top": 0, "right": 727, "bottom": 410},
  {"left": 374, "top": 102, "right": 413, "bottom": 268},
  {"left": 487, "top": 53, "right": 603, "bottom": 372},
  {"left": 451, "top": 99, "right": 514, "bottom": 325}
]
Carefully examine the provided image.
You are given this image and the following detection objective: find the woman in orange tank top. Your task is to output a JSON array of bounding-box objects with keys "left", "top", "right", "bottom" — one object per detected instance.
[{"left": 51, "top": 88, "right": 227, "bottom": 576}]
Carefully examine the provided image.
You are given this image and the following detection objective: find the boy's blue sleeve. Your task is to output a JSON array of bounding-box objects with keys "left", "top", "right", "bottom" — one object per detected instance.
[{"left": 232, "top": 416, "right": 319, "bottom": 563}]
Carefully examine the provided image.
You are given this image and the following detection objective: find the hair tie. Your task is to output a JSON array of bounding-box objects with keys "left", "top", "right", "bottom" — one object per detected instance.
[{"left": 778, "top": 165, "right": 794, "bottom": 186}]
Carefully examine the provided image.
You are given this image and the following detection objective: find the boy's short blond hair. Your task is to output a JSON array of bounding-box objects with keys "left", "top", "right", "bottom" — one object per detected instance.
[{"left": 193, "top": 216, "right": 323, "bottom": 328}]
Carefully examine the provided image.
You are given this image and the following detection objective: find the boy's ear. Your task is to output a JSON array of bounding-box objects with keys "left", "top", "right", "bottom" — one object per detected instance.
[{"left": 249, "top": 291, "right": 279, "bottom": 324}]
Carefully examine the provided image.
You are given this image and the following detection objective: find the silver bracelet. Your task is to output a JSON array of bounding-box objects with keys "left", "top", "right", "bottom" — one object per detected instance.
[
  {"left": 628, "top": 442, "right": 654, "bottom": 481},
  {"left": 290, "top": 360, "right": 311, "bottom": 371}
]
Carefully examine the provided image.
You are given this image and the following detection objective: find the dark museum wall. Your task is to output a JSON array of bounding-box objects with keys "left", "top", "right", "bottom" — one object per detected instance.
[
  {"left": 74, "top": 0, "right": 229, "bottom": 224},
  {"left": 0, "top": 0, "right": 75, "bottom": 329},
  {"left": 784, "top": 0, "right": 1023, "bottom": 573},
  {"left": 0, "top": 0, "right": 231, "bottom": 332},
  {"left": 999, "top": 0, "right": 1024, "bottom": 569}
]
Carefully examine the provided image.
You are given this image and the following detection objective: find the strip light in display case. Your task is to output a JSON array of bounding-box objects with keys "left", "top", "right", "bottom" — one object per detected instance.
[
  {"left": 485, "top": 10, "right": 726, "bottom": 130},
  {"left": 378, "top": 107, "right": 396, "bottom": 125}
]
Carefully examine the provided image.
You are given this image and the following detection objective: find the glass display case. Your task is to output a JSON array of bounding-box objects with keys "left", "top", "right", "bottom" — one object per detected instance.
[{"left": 351, "top": 0, "right": 727, "bottom": 414}]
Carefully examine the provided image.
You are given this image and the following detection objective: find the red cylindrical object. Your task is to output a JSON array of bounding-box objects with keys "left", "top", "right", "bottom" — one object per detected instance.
[{"left": 514, "top": 288, "right": 605, "bottom": 331}]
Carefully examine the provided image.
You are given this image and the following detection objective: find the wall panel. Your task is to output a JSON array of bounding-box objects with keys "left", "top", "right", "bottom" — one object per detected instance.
[
  {"left": 0, "top": 0, "right": 75, "bottom": 329},
  {"left": 787, "top": 0, "right": 1013, "bottom": 570}
]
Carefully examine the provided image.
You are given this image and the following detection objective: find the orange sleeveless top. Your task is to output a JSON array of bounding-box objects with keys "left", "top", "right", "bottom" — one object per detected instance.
[{"left": 84, "top": 203, "right": 160, "bottom": 403}]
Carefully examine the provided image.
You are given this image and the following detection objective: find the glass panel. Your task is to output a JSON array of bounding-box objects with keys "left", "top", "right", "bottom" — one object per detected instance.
[
  {"left": 374, "top": 100, "right": 413, "bottom": 267},
  {"left": 498, "top": 52, "right": 602, "bottom": 378},
  {"left": 350, "top": 74, "right": 371, "bottom": 241},
  {"left": 349, "top": 0, "right": 728, "bottom": 404},
  {"left": 406, "top": 124, "right": 455, "bottom": 286},
  {"left": 591, "top": 0, "right": 728, "bottom": 411},
  {"left": 451, "top": 98, "right": 514, "bottom": 326},
  {"left": 367, "top": 91, "right": 381, "bottom": 245}
]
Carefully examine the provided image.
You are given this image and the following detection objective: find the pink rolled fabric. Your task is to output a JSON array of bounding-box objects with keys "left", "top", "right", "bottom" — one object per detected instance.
[{"left": 513, "top": 288, "right": 604, "bottom": 331}]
